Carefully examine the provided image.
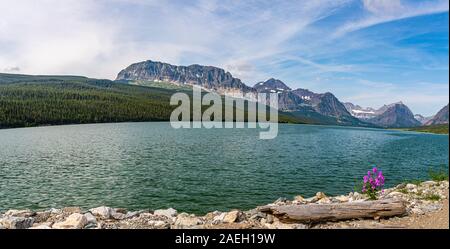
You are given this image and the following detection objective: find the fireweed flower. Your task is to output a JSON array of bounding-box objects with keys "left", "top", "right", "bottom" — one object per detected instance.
[{"left": 362, "top": 166, "right": 385, "bottom": 200}]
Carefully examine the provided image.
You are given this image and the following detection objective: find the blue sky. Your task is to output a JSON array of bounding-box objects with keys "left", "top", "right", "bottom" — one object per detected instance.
[{"left": 0, "top": 0, "right": 448, "bottom": 115}]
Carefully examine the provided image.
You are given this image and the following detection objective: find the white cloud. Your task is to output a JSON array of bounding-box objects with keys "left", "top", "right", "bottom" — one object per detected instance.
[
  {"left": 333, "top": 0, "right": 449, "bottom": 37},
  {"left": 0, "top": 0, "right": 352, "bottom": 80}
]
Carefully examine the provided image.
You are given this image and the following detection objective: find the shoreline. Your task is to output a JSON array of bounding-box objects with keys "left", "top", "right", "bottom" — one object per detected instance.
[{"left": 1, "top": 180, "right": 448, "bottom": 229}]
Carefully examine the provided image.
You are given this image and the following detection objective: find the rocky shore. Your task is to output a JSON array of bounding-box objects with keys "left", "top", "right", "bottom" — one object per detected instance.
[{"left": 1, "top": 180, "right": 448, "bottom": 229}]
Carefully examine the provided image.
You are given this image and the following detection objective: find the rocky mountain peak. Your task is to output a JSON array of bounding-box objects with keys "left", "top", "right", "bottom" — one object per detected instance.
[
  {"left": 116, "top": 60, "right": 256, "bottom": 95},
  {"left": 254, "top": 78, "right": 291, "bottom": 93},
  {"left": 367, "top": 102, "right": 420, "bottom": 128}
]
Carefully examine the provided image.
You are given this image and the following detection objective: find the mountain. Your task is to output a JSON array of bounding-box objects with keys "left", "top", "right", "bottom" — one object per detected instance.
[
  {"left": 253, "top": 78, "right": 291, "bottom": 93},
  {"left": 414, "top": 114, "right": 433, "bottom": 125},
  {"left": 344, "top": 102, "right": 378, "bottom": 120},
  {"left": 252, "top": 78, "right": 355, "bottom": 119},
  {"left": 425, "top": 104, "right": 449, "bottom": 126},
  {"left": 250, "top": 78, "right": 366, "bottom": 125},
  {"left": 314, "top": 93, "right": 354, "bottom": 119},
  {"left": 290, "top": 89, "right": 356, "bottom": 119},
  {"left": 366, "top": 103, "right": 421, "bottom": 128},
  {"left": 116, "top": 60, "right": 256, "bottom": 98}
]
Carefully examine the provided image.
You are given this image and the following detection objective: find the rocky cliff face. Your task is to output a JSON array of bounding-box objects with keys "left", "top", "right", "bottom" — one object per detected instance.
[
  {"left": 366, "top": 103, "right": 421, "bottom": 128},
  {"left": 116, "top": 60, "right": 257, "bottom": 98},
  {"left": 425, "top": 104, "right": 449, "bottom": 126}
]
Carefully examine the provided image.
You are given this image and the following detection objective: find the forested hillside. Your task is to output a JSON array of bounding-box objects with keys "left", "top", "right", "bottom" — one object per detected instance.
[{"left": 0, "top": 73, "right": 302, "bottom": 129}]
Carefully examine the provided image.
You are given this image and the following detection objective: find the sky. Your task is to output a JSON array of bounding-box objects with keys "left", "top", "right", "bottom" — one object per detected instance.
[{"left": 0, "top": 0, "right": 448, "bottom": 116}]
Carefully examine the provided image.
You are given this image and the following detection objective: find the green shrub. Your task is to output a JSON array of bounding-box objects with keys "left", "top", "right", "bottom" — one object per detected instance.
[{"left": 428, "top": 166, "right": 449, "bottom": 182}]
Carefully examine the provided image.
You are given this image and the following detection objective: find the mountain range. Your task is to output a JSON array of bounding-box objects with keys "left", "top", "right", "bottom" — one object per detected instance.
[
  {"left": 117, "top": 60, "right": 369, "bottom": 127},
  {"left": 0, "top": 60, "right": 447, "bottom": 130},
  {"left": 117, "top": 60, "right": 448, "bottom": 128}
]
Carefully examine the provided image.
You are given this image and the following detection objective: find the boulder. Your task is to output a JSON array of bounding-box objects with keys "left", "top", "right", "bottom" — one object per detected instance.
[
  {"left": 212, "top": 213, "right": 226, "bottom": 224},
  {"left": 0, "top": 216, "right": 34, "bottom": 229},
  {"left": 172, "top": 213, "right": 202, "bottom": 229},
  {"left": 223, "top": 210, "right": 240, "bottom": 223},
  {"left": 293, "top": 195, "right": 306, "bottom": 204},
  {"left": 53, "top": 213, "right": 87, "bottom": 229},
  {"left": 315, "top": 192, "right": 327, "bottom": 200},
  {"left": 111, "top": 212, "right": 126, "bottom": 220},
  {"left": 4, "top": 209, "right": 35, "bottom": 218},
  {"left": 317, "top": 197, "right": 332, "bottom": 204},
  {"left": 153, "top": 208, "right": 177, "bottom": 218},
  {"left": 406, "top": 183, "right": 417, "bottom": 190},
  {"left": 84, "top": 212, "right": 97, "bottom": 224},
  {"left": 89, "top": 206, "right": 114, "bottom": 219}
]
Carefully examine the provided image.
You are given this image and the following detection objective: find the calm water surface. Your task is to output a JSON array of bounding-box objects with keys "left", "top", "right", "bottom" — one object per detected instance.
[{"left": 0, "top": 122, "right": 448, "bottom": 214}]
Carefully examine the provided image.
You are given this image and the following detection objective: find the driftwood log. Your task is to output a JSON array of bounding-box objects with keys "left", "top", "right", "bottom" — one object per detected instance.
[{"left": 259, "top": 199, "right": 406, "bottom": 223}]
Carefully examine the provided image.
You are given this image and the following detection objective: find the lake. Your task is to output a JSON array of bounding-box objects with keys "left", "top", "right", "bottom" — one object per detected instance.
[{"left": 0, "top": 122, "right": 448, "bottom": 214}]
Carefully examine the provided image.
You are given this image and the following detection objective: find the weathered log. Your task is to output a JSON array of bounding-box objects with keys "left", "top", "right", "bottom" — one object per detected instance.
[{"left": 259, "top": 199, "right": 406, "bottom": 223}]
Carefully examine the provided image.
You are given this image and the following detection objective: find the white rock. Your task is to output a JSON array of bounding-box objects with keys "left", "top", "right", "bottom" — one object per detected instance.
[
  {"left": 334, "top": 195, "right": 349, "bottom": 202},
  {"left": 49, "top": 208, "right": 62, "bottom": 214},
  {"left": 173, "top": 213, "right": 202, "bottom": 228},
  {"left": 410, "top": 208, "right": 425, "bottom": 215},
  {"left": 53, "top": 213, "right": 87, "bottom": 229},
  {"left": 294, "top": 195, "right": 305, "bottom": 203},
  {"left": 317, "top": 197, "right": 332, "bottom": 204},
  {"left": 213, "top": 213, "right": 226, "bottom": 224},
  {"left": 315, "top": 192, "right": 327, "bottom": 200},
  {"left": 84, "top": 212, "right": 97, "bottom": 224},
  {"left": 153, "top": 208, "right": 177, "bottom": 218},
  {"left": 4, "top": 209, "right": 35, "bottom": 218},
  {"left": 406, "top": 184, "right": 416, "bottom": 190},
  {"left": 223, "top": 210, "right": 240, "bottom": 223},
  {"left": 89, "top": 206, "right": 114, "bottom": 219},
  {"left": 111, "top": 212, "right": 126, "bottom": 220}
]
